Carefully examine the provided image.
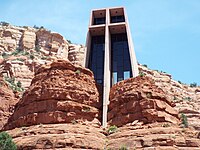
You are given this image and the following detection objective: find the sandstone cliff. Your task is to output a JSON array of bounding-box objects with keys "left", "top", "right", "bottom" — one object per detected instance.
[
  {"left": 139, "top": 65, "right": 200, "bottom": 131},
  {"left": 0, "top": 24, "right": 85, "bottom": 90},
  {"left": 0, "top": 76, "right": 18, "bottom": 130}
]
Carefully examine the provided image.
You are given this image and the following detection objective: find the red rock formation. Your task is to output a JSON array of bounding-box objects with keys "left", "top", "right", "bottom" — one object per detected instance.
[
  {"left": 0, "top": 76, "right": 19, "bottom": 130},
  {"left": 4, "top": 59, "right": 101, "bottom": 130},
  {"left": 108, "top": 76, "right": 180, "bottom": 127},
  {"left": 7, "top": 124, "right": 105, "bottom": 150},
  {"left": 139, "top": 65, "right": 200, "bottom": 131},
  {"left": 107, "top": 124, "right": 200, "bottom": 149}
]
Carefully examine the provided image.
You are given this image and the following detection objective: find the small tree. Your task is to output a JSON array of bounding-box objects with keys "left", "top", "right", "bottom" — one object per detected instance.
[
  {"left": 0, "top": 132, "right": 17, "bottom": 150},
  {"left": 16, "top": 81, "right": 22, "bottom": 88},
  {"left": 139, "top": 71, "right": 145, "bottom": 77},
  {"left": 180, "top": 113, "right": 188, "bottom": 128},
  {"left": 108, "top": 125, "right": 118, "bottom": 134},
  {"left": 190, "top": 82, "right": 197, "bottom": 87}
]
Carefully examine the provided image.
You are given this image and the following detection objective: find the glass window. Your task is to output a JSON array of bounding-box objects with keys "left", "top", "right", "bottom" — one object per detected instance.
[
  {"left": 111, "top": 33, "right": 132, "bottom": 86},
  {"left": 112, "top": 72, "right": 117, "bottom": 85},
  {"left": 94, "top": 17, "right": 105, "bottom": 25},
  {"left": 111, "top": 15, "right": 125, "bottom": 23},
  {"left": 124, "top": 71, "right": 130, "bottom": 80}
]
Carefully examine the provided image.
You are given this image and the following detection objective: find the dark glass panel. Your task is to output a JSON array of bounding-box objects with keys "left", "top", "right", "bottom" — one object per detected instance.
[
  {"left": 111, "top": 15, "right": 125, "bottom": 23},
  {"left": 111, "top": 33, "right": 132, "bottom": 86},
  {"left": 93, "top": 17, "right": 106, "bottom": 25}
]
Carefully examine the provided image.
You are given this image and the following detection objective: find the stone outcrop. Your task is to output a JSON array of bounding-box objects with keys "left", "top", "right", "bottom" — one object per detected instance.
[
  {"left": 36, "top": 30, "right": 68, "bottom": 58},
  {"left": 107, "top": 124, "right": 200, "bottom": 149},
  {"left": 7, "top": 124, "right": 105, "bottom": 150},
  {"left": 139, "top": 65, "right": 200, "bottom": 131},
  {"left": 68, "top": 44, "right": 85, "bottom": 66},
  {"left": 108, "top": 76, "right": 180, "bottom": 127},
  {"left": 0, "top": 24, "right": 87, "bottom": 91},
  {"left": 4, "top": 59, "right": 101, "bottom": 130},
  {"left": 0, "top": 76, "right": 19, "bottom": 130}
]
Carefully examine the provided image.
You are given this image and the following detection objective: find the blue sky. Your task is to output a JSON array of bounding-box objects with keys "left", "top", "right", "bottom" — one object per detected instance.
[{"left": 1, "top": 0, "right": 200, "bottom": 85}]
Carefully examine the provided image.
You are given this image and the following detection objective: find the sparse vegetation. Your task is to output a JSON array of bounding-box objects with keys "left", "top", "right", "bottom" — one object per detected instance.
[
  {"left": 190, "top": 82, "right": 197, "bottom": 87},
  {"left": 178, "top": 81, "right": 182, "bottom": 84},
  {"left": 67, "top": 40, "right": 72, "bottom": 44},
  {"left": 183, "top": 97, "right": 192, "bottom": 101},
  {"left": 0, "top": 132, "right": 17, "bottom": 150},
  {"left": 29, "top": 54, "right": 34, "bottom": 60},
  {"left": 11, "top": 48, "right": 23, "bottom": 56},
  {"left": 146, "top": 92, "right": 152, "bottom": 98},
  {"left": 71, "top": 119, "right": 78, "bottom": 125},
  {"left": 162, "top": 123, "right": 170, "bottom": 127},
  {"left": 0, "top": 21, "right": 10, "bottom": 26},
  {"left": 2, "top": 52, "right": 8, "bottom": 58},
  {"left": 173, "top": 96, "right": 177, "bottom": 101},
  {"left": 139, "top": 71, "right": 145, "bottom": 77},
  {"left": 75, "top": 69, "right": 81, "bottom": 75},
  {"left": 15, "top": 58, "right": 24, "bottom": 62},
  {"left": 119, "top": 145, "right": 128, "bottom": 150},
  {"left": 4, "top": 77, "right": 24, "bottom": 92},
  {"left": 108, "top": 125, "right": 118, "bottom": 135},
  {"left": 180, "top": 113, "right": 188, "bottom": 128},
  {"left": 82, "top": 107, "right": 90, "bottom": 112},
  {"left": 142, "top": 64, "right": 148, "bottom": 68},
  {"left": 35, "top": 45, "right": 40, "bottom": 52}
]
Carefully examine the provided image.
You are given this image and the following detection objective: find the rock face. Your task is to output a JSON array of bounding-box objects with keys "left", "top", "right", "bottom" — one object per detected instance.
[
  {"left": 0, "top": 24, "right": 87, "bottom": 91},
  {"left": 68, "top": 44, "right": 85, "bottom": 66},
  {"left": 0, "top": 76, "right": 18, "bottom": 130},
  {"left": 107, "top": 124, "right": 200, "bottom": 149},
  {"left": 7, "top": 124, "right": 105, "bottom": 150},
  {"left": 108, "top": 76, "right": 179, "bottom": 127},
  {"left": 5, "top": 59, "right": 101, "bottom": 130},
  {"left": 139, "top": 65, "right": 200, "bottom": 131}
]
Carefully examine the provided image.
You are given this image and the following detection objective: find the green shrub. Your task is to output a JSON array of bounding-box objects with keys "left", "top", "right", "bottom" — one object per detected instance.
[
  {"left": 29, "top": 54, "right": 34, "bottom": 60},
  {"left": 16, "top": 81, "right": 22, "bottom": 88},
  {"left": 183, "top": 97, "right": 192, "bottom": 101},
  {"left": 75, "top": 69, "right": 81, "bottom": 75},
  {"left": 11, "top": 48, "right": 23, "bottom": 56},
  {"left": 139, "top": 71, "right": 145, "bottom": 77},
  {"left": 119, "top": 145, "right": 128, "bottom": 150},
  {"left": 162, "top": 123, "right": 170, "bottom": 127},
  {"left": 15, "top": 58, "right": 24, "bottom": 62},
  {"left": 35, "top": 45, "right": 40, "bottom": 52},
  {"left": 180, "top": 113, "right": 188, "bottom": 128},
  {"left": 2, "top": 52, "right": 8, "bottom": 58},
  {"left": 4, "top": 77, "right": 24, "bottom": 92},
  {"left": 178, "top": 81, "right": 182, "bottom": 84},
  {"left": 146, "top": 92, "right": 152, "bottom": 98},
  {"left": 0, "top": 132, "right": 17, "bottom": 150},
  {"left": 190, "top": 82, "right": 197, "bottom": 87},
  {"left": 108, "top": 125, "right": 117, "bottom": 134},
  {"left": 0, "top": 21, "right": 9, "bottom": 26},
  {"left": 142, "top": 64, "right": 148, "bottom": 68},
  {"left": 67, "top": 40, "right": 72, "bottom": 44}
]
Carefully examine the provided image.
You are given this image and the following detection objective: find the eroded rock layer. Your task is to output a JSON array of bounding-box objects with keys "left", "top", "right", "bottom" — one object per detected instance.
[
  {"left": 107, "top": 124, "right": 200, "bottom": 149},
  {"left": 4, "top": 59, "right": 101, "bottom": 130},
  {"left": 7, "top": 124, "right": 105, "bottom": 150},
  {"left": 108, "top": 76, "right": 180, "bottom": 127},
  {"left": 0, "top": 76, "right": 18, "bottom": 130},
  {"left": 139, "top": 65, "right": 200, "bottom": 131}
]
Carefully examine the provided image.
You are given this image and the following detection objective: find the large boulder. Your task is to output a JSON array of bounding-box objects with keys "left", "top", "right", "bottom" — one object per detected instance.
[
  {"left": 4, "top": 59, "right": 101, "bottom": 130},
  {"left": 108, "top": 76, "right": 180, "bottom": 127}
]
